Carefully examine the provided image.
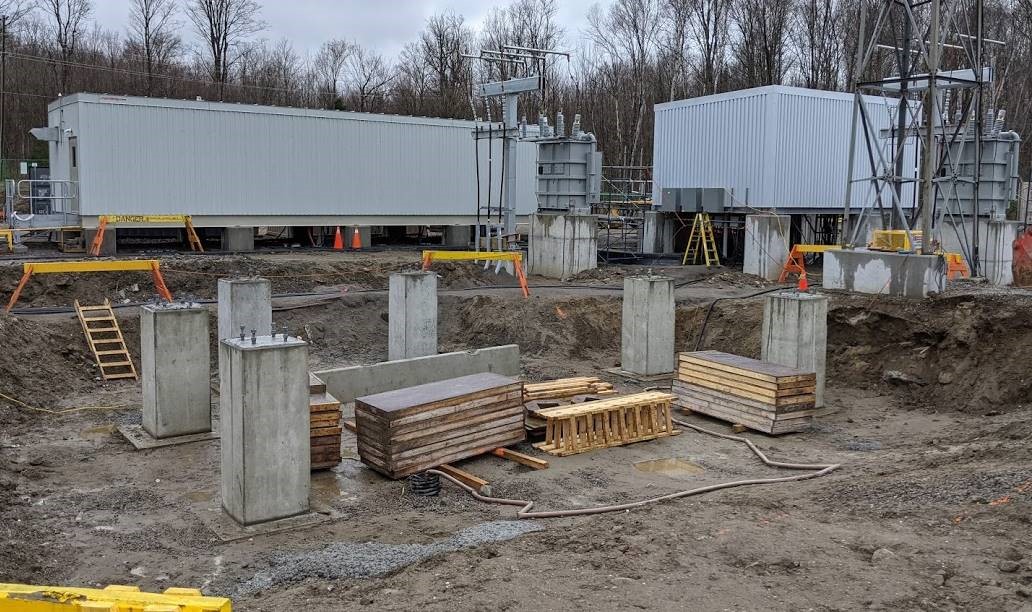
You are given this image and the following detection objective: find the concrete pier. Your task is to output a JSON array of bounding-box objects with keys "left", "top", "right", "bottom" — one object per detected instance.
[
  {"left": 743, "top": 214, "right": 790, "bottom": 281},
  {"left": 823, "top": 250, "right": 945, "bottom": 298},
  {"left": 388, "top": 271, "right": 438, "bottom": 361},
  {"left": 220, "top": 334, "right": 309, "bottom": 525},
  {"left": 528, "top": 212, "right": 597, "bottom": 280},
  {"left": 443, "top": 225, "right": 471, "bottom": 247},
  {"left": 981, "top": 220, "right": 1017, "bottom": 286},
  {"left": 217, "top": 277, "right": 272, "bottom": 341},
  {"left": 140, "top": 303, "right": 211, "bottom": 438},
  {"left": 221, "top": 227, "right": 254, "bottom": 252},
  {"left": 642, "top": 211, "right": 675, "bottom": 255},
  {"left": 761, "top": 292, "right": 828, "bottom": 407},
  {"left": 621, "top": 275, "right": 675, "bottom": 376}
]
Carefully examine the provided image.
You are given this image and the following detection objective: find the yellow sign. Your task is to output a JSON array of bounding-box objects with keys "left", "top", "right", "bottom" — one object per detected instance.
[{"left": 101, "top": 215, "right": 190, "bottom": 224}]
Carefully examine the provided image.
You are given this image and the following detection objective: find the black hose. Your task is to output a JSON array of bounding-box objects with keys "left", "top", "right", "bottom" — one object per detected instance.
[{"left": 693, "top": 285, "right": 821, "bottom": 351}]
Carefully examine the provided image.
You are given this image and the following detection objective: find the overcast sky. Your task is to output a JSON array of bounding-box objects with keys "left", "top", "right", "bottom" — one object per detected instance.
[{"left": 91, "top": 0, "right": 598, "bottom": 60}]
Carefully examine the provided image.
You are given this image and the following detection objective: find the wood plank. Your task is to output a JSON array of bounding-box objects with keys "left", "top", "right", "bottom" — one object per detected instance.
[
  {"left": 672, "top": 380, "right": 815, "bottom": 413},
  {"left": 678, "top": 367, "right": 816, "bottom": 398},
  {"left": 491, "top": 447, "right": 549, "bottom": 469},
  {"left": 356, "top": 373, "right": 521, "bottom": 417},
  {"left": 674, "top": 377, "right": 814, "bottom": 406},
  {"left": 436, "top": 463, "right": 489, "bottom": 490},
  {"left": 677, "top": 363, "right": 815, "bottom": 391},
  {"left": 679, "top": 351, "right": 814, "bottom": 383},
  {"left": 342, "top": 419, "right": 357, "bottom": 433}
]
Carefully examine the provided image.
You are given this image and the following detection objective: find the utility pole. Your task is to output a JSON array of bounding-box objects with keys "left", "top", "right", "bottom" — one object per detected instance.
[
  {"left": 919, "top": 0, "right": 940, "bottom": 254},
  {"left": 1, "top": 15, "right": 7, "bottom": 187}
]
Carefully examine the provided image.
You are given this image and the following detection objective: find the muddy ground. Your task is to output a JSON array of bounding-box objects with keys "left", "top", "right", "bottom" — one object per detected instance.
[{"left": 1, "top": 251, "right": 1031, "bottom": 611}]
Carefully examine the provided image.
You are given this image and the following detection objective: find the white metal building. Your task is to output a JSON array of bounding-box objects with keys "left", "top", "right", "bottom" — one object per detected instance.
[
  {"left": 40, "top": 93, "right": 537, "bottom": 228},
  {"left": 652, "top": 85, "right": 918, "bottom": 213}
]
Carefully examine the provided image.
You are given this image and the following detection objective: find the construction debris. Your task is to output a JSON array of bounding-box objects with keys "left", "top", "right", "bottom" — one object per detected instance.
[
  {"left": 533, "top": 391, "right": 679, "bottom": 456},
  {"left": 673, "top": 351, "right": 816, "bottom": 434},
  {"left": 354, "top": 373, "right": 525, "bottom": 478}
]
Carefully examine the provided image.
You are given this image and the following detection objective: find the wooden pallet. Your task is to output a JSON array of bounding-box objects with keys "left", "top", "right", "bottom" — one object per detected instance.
[
  {"left": 674, "top": 351, "right": 817, "bottom": 434},
  {"left": 309, "top": 373, "right": 342, "bottom": 470},
  {"left": 523, "top": 377, "right": 616, "bottom": 401},
  {"left": 75, "top": 299, "right": 137, "bottom": 381},
  {"left": 533, "top": 391, "right": 679, "bottom": 457},
  {"left": 355, "top": 373, "right": 525, "bottom": 479}
]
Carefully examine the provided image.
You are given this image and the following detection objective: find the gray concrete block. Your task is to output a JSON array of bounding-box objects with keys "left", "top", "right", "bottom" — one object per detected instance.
[
  {"left": 528, "top": 213, "right": 597, "bottom": 280},
  {"left": 221, "top": 227, "right": 255, "bottom": 252},
  {"left": 642, "top": 211, "right": 675, "bottom": 255},
  {"left": 217, "top": 277, "right": 272, "bottom": 341},
  {"left": 141, "top": 303, "right": 211, "bottom": 438},
  {"left": 744, "top": 214, "right": 789, "bottom": 281},
  {"left": 621, "top": 275, "right": 675, "bottom": 376},
  {"left": 761, "top": 292, "right": 828, "bottom": 407},
  {"left": 823, "top": 250, "right": 945, "bottom": 297},
  {"left": 84, "top": 227, "right": 117, "bottom": 256},
  {"left": 982, "top": 220, "right": 1017, "bottom": 286},
  {"left": 312, "top": 345, "right": 520, "bottom": 405},
  {"left": 388, "top": 271, "right": 438, "bottom": 361},
  {"left": 444, "top": 225, "right": 472, "bottom": 247},
  {"left": 220, "top": 335, "right": 310, "bottom": 525}
]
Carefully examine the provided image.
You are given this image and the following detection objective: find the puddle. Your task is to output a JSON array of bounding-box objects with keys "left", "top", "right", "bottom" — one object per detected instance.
[
  {"left": 80, "top": 424, "right": 117, "bottom": 438},
  {"left": 634, "top": 458, "right": 706, "bottom": 479}
]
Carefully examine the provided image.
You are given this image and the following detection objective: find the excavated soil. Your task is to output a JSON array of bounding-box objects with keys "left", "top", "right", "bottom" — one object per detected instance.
[{"left": 1, "top": 252, "right": 1031, "bottom": 611}]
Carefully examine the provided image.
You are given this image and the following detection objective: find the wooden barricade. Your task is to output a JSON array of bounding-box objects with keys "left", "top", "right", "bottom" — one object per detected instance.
[{"left": 533, "top": 391, "right": 679, "bottom": 457}]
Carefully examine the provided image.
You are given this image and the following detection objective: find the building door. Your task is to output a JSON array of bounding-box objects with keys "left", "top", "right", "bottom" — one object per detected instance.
[{"left": 68, "top": 136, "right": 79, "bottom": 216}]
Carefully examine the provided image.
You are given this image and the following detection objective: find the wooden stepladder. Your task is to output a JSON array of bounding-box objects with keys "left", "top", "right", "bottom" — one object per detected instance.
[
  {"left": 682, "top": 213, "right": 720, "bottom": 267},
  {"left": 75, "top": 299, "right": 137, "bottom": 380}
]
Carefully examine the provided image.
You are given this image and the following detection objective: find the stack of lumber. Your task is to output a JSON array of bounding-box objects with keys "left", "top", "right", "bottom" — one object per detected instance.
[
  {"left": 673, "top": 351, "right": 816, "bottom": 434},
  {"left": 523, "top": 377, "right": 616, "bottom": 401},
  {"left": 309, "top": 373, "right": 343, "bottom": 470},
  {"left": 355, "top": 373, "right": 525, "bottom": 479},
  {"left": 533, "top": 391, "right": 678, "bottom": 456}
]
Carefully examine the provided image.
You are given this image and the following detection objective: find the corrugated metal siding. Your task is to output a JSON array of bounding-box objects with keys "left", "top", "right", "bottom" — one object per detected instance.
[
  {"left": 49, "top": 94, "right": 535, "bottom": 219},
  {"left": 653, "top": 85, "right": 918, "bottom": 211}
]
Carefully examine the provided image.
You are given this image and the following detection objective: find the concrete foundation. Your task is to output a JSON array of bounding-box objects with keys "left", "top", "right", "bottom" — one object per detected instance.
[
  {"left": 528, "top": 212, "right": 597, "bottom": 280},
  {"left": 940, "top": 218, "right": 1018, "bottom": 286},
  {"left": 621, "top": 275, "right": 675, "bottom": 376},
  {"left": 343, "top": 226, "right": 372, "bottom": 249},
  {"left": 761, "top": 292, "right": 828, "bottom": 408},
  {"left": 217, "top": 277, "right": 272, "bottom": 341},
  {"left": 388, "top": 271, "right": 438, "bottom": 361},
  {"left": 84, "top": 228, "right": 116, "bottom": 256},
  {"left": 220, "top": 335, "right": 309, "bottom": 525},
  {"left": 642, "top": 211, "right": 675, "bottom": 255},
  {"left": 823, "top": 250, "right": 946, "bottom": 298},
  {"left": 312, "top": 344, "right": 520, "bottom": 404},
  {"left": 221, "top": 227, "right": 254, "bottom": 252},
  {"left": 744, "top": 214, "right": 790, "bottom": 281},
  {"left": 141, "top": 303, "right": 211, "bottom": 438},
  {"left": 444, "top": 225, "right": 471, "bottom": 247}
]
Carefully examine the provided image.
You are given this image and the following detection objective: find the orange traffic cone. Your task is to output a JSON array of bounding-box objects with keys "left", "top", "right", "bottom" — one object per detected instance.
[
  {"left": 797, "top": 271, "right": 809, "bottom": 293},
  {"left": 332, "top": 226, "right": 344, "bottom": 251},
  {"left": 351, "top": 227, "right": 362, "bottom": 250}
]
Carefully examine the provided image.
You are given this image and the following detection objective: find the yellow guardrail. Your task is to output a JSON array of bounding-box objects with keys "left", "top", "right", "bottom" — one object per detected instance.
[
  {"left": 6, "top": 259, "right": 174, "bottom": 312},
  {"left": 0, "top": 583, "right": 231, "bottom": 611},
  {"left": 421, "top": 250, "right": 529, "bottom": 297}
]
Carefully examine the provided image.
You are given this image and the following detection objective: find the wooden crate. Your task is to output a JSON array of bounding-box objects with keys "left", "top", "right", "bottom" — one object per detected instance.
[
  {"left": 674, "top": 351, "right": 816, "bottom": 434},
  {"left": 533, "top": 391, "right": 679, "bottom": 456},
  {"left": 355, "top": 373, "right": 525, "bottom": 479}
]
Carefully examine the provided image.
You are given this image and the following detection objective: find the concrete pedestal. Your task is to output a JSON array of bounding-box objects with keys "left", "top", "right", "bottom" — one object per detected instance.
[
  {"left": 761, "top": 292, "right": 828, "bottom": 407},
  {"left": 642, "top": 211, "right": 675, "bottom": 255},
  {"left": 621, "top": 275, "right": 675, "bottom": 376},
  {"left": 823, "top": 250, "right": 945, "bottom": 297},
  {"left": 220, "top": 335, "right": 309, "bottom": 525},
  {"left": 141, "top": 303, "right": 211, "bottom": 438},
  {"left": 217, "top": 277, "right": 272, "bottom": 341},
  {"left": 744, "top": 214, "right": 789, "bottom": 281},
  {"left": 982, "top": 220, "right": 1017, "bottom": 286},
  {"left": 221, "top": 227, "right": 254, "bottom": 252},
  {"left": 443, "top": 225, "right": 471, "bottom": 247},
  {"left": 84, "top": 228, "right": 117, "bottom": 256},
  {"left": 388, "top": 271, "right": 437, "bottom": 361},
  {"left": 528, "top": 213, "right": 597, "bottom": 280}
]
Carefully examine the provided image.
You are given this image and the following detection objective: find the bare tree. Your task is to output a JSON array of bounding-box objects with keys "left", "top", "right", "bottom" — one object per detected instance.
[
  {"left": 347, "top": 44, "right": 392, "bottom": 112},
  {"left": 38, "top": 0, "right": 92, "bottom": 93},
  {"left": 128, "top": 0, "right": 180, "bottom": 95},
  {"left": 730, "top": 0, "right": 791, "bottom": 88},
  {"left": 792, "top": 0, "right": 842, "bottom": 90},
  {"left": 689, "top": 0, "right": 732, "bottom": 94},
  {"left": 313, "top": 38, "right": 350, "bottom": 107},
  {"left": 419, "top": 11, "right": 473, "bottom": 117},
  {"left": 185, "top": 0, "right": 264, "bottom": 99},
  {"left": 0, "top": 0, "right": 33, "bottom": 25}
]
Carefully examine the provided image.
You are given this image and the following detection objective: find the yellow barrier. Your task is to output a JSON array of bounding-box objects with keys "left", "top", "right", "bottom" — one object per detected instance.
[
  {"left": 6, "top": 260, "right": 174, "bottom": 312},
  {"left": 421, "top": 250, "right": 530, "bottom": 297},
  {"left": 0, "top": 583, "right": 231, "bottom": 611}
]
